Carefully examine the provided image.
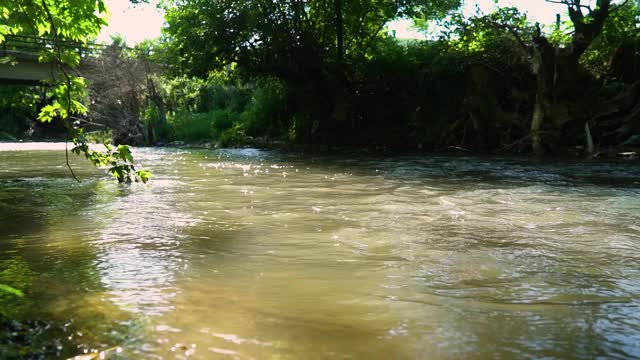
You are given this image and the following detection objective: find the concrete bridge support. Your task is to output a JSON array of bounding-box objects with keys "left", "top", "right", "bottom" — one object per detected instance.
[{"left": 0, "top": 50, "right": 62, "bottom": 85}]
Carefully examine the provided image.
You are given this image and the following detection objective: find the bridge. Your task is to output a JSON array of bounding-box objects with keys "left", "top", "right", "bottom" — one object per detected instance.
[{"left": 0, "top": 35, "right": 104, "bottom": 86}]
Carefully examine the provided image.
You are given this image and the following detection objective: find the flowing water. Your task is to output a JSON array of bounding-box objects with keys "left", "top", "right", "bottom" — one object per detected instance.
[{"left": 1, "top": 143, "right": 639, "bottom": 359}]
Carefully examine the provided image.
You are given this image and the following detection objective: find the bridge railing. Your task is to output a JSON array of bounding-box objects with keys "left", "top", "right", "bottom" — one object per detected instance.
[
  {"left": 1, "top": 34, "right": 106, "bottom": 57},
  {"left": 0, "top": 35, "right": 110, "bottom": 85}
]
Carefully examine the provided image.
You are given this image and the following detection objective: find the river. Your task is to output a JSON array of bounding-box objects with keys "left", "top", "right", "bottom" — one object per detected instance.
[{"left": 1, "top": 143, "right": 639, "bottom": 359}]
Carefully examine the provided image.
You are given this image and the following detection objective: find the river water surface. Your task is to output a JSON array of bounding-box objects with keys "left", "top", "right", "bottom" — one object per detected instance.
[{"left": 0, "top": 143, "right": 639, "bottom": 359}]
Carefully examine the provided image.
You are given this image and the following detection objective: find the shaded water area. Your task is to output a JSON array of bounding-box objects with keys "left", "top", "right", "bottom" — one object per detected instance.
[{"left": 1, "top": 143, "right": 639, "bottom": 359}]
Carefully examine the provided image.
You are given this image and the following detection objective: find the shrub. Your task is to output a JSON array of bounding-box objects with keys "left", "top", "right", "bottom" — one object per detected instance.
[
  {"left": 218, "top": 122, "right": 251, "bottom": 147},
  {"left": 168, "top": 111, "right": 213, "bottom": 142},
  {"left": 241, "top": 79, "right": 288, "bottom": 138},
  {"left": 84, "top": 129, "right": 113, "bottom": 144}
]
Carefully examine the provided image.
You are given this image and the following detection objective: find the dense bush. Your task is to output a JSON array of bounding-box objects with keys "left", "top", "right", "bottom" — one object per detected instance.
[{"left": 140, "top": 72, "right": 289, "bottom": 145}]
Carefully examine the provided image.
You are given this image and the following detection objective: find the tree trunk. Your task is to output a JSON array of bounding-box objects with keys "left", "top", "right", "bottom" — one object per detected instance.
[
  {"left": 531, "top": 97, "right": 544, "bottom": 155},
  {"left": 530, "top": 31, "right": 552, "bottom": 155},
  {"left": 525, "top": 0, "right": 616, "bottom": 153},
  {"left": 146, "top": 76, "right": 167, "bottom": 143},
  {"left": 566, "top": 0, "right": 611, "bottom": 63},
  {"left": 334, "top": 0, "right": 343, "bottom": 64},
  {"left": 585, "top": 121, "right": 594, "bottom": 154}
]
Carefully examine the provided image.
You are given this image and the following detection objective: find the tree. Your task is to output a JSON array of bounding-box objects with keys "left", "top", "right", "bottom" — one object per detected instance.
[
  {"left": 162, "top": 0, "right": 461, "bottom": 141},
  {"left": 452, "top": 0, "right": 633, "bottom": 154},
  {"left": 164, "top": 0, "right": 459, "bottom": 75},
  {"left": 524, "top": 0, "right": 630, "bottom": 154},
  {"left": 81, "top": 37, "right": 147, "bottom": 146}
]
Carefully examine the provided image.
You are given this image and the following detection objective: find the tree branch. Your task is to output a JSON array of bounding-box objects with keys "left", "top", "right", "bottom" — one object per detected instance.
[
  {"left": 41, "top": 0, "right": 80, "bottom": 182},
  {"left": 487, "top": 20, "right": 530, "bottom": 52},
  {"left": 610, "top": 0, "right": 630, "bottom": 14}
]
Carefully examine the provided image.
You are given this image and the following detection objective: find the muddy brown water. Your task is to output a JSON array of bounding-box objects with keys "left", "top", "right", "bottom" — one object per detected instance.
[{"left": 0, "top": 143, "right": 639, "bottom": 359}]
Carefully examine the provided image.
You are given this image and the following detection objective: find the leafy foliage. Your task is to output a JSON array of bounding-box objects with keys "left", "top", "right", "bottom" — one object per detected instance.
[
  {"left": 71, "top": 140, "right": 151, "bottom": 183},
  {"left": 0, "top": 0, "right": 150, "bottom": 182},
  {"left": 141, "top": 72, "right": 279, "bottom": 145},
  {"left": 0, "top": 0, "right": 107, "bottom": 42},
  {"left": 162, "top": 0, "right": 458, "bottom": 79},
  {"left": 580, "top": 1, "right": 640, "bottom": 77}
]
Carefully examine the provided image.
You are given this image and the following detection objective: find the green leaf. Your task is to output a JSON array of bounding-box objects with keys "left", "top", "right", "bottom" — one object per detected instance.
[
  {"left": 37, "top": 23, "right": 48, "bottom": 36},
  {"left": 0, "top": 284, "right": 24, "bottom": 297},
  {"left": 9, "top": 25, "right": 23, "bottom": 34},
  {"left": 38, "top": 104, "right": 58, "bottom": 122},
  {"left": 136, "top": 170, "right": 152, "bottom": 183},
  {"left": 38, "top": 51, "right": 56, "bottom": 64},
  {"left": 116, "top": 145, "right": 134, "bottom": 162},
  {"left": 0, "top": 56, "right": 17, "bottom": 66},
  {"left": 71, "top": 76, "right": 87, "bottom": 88},
  {"left": 0, "top": 24, "right": 9, "bottom": 38},
  {"left": 71, "top": 100, "right": 88, "bottom": 114},
  {"left": 61, "top": 51, "right": 81, "bottom": 67}
]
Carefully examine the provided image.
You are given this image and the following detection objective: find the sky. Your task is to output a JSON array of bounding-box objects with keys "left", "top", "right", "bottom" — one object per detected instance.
[
  {"left": 391, "top": 0, "right": 567, "bottom": 39},
  {"left": 97, "top": 0, "right": 569, "bottom": 45},
  {"left": 97, "top": 0, "right": 165, "bottom": 45}
]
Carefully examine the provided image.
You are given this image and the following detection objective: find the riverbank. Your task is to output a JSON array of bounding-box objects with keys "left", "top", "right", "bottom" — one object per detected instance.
[
  {"left": 161, "top": 138, "right": 640, "bottom": 161},
  {"left": 2, "top": 137, "right": 638, "bottom": 161}
]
